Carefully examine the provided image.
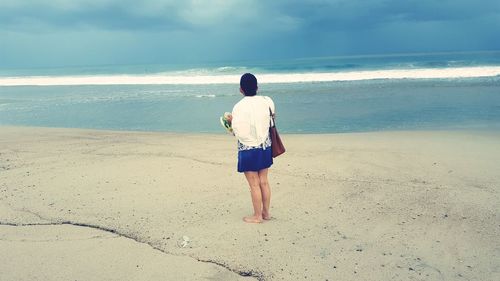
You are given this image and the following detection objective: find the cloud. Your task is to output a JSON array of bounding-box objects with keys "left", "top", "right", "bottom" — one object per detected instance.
[
  {"left": 0, "top": 0, "right": 264, "bottom": 32},
  {"left": 0, "top": 0, "right": 185, "bottom": 31},
  {"left": 265, "top": 0, "right": 500, "bottom": 32},
  {"left": 3, "top": 0, "right": 498, "bottom": 33},
  {"left": 0, "top": 0, "right": 499, "bottom": 68}
]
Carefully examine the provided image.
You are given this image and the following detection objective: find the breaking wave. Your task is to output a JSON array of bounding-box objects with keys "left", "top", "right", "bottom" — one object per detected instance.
[{"left": 1, "top": 66, "right": 500, "bottom": 86}]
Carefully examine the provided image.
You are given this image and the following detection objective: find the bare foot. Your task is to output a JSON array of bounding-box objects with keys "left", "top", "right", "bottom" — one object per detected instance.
[
  {"left": 243, "top": 216, "right": 263, "bottom": 223},
  {"left": 262, "top": 213, "right": 271, "bottom": 220}
]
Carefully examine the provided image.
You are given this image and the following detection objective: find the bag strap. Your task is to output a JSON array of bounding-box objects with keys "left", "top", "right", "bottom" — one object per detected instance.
[
  {"left": 265, "top": 96, "right": 275, "bottom": 127},
  {"left": 269, "top": 107, "right": 275, "bottom": 128}
]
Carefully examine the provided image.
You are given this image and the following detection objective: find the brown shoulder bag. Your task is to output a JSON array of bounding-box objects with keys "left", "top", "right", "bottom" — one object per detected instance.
[{"left": 269, "top": 108, "right": 285, "bottom": 158}]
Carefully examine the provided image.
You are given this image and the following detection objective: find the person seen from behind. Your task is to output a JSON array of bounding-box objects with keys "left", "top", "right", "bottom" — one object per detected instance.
[{"left": 230, "top": 73, "right": 275, "bottom": 223}]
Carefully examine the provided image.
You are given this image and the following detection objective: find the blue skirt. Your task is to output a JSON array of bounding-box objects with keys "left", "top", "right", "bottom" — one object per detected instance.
[{"left": 237, "top": 147, "right": 273, "bottom": 172}]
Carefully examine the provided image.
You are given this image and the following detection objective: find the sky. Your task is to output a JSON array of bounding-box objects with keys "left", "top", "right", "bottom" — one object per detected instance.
[{"left": 1, "top": 0, "right": 499, "bottom": 69}]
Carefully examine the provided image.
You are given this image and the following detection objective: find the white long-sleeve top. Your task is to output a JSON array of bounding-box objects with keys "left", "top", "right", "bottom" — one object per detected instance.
[{"left": 232, "top": 95, "right": 275, "bottom": 147}]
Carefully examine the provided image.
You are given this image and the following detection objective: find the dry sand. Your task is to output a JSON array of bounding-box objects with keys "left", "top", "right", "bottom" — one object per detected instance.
[{"left": 0, "top": 126, "right": 499, "bottom": 281}]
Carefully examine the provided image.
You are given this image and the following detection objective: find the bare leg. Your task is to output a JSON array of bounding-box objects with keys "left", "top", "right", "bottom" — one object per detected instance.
[
  {"left": 243, "top": 171, "right": 263, "bottom": 223},
  {"left": 258, "top": 169, "right": 271, "bottom": 220}
]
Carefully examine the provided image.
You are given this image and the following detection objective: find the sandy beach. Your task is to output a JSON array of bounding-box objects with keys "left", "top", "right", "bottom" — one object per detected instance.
[{"left": 0, "top": 126, "right": 499, "bottom": 281}]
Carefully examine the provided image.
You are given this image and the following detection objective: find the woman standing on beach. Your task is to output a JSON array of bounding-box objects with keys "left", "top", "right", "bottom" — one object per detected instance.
[{"left": 231, "top": 73, "right": 275, "bottom": 223}]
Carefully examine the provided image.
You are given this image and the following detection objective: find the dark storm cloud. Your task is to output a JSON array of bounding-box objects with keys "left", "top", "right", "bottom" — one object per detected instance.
[
  {"left": 1, "top": 0, "right": 499, "bottom": 31},
  {"left": 0, "top": 1, "right": 188, "bottom": 31},
  {"left": 0, "top": 0, "right": 499, "bottom": 68},
  {"left": 267, "top": 0, "right": 500, "bottom": 31}
]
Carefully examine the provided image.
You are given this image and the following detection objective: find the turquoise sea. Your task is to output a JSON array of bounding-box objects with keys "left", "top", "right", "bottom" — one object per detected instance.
[{"left": 1, "top": 51, "right": 500, "bottom": 133}]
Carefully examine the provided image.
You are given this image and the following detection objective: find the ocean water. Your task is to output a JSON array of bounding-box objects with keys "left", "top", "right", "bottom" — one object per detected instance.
[{"left": 1, "top": 52, "right": 500, "bottom": 133}]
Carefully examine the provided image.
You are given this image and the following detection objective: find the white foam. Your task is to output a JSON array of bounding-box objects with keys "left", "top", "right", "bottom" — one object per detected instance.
[
  {"left": 195, "top": 94, "right": 216, "bottom": 98},
  {"left": 1, "top": 66, "right": 499, "bottom": 86}
]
